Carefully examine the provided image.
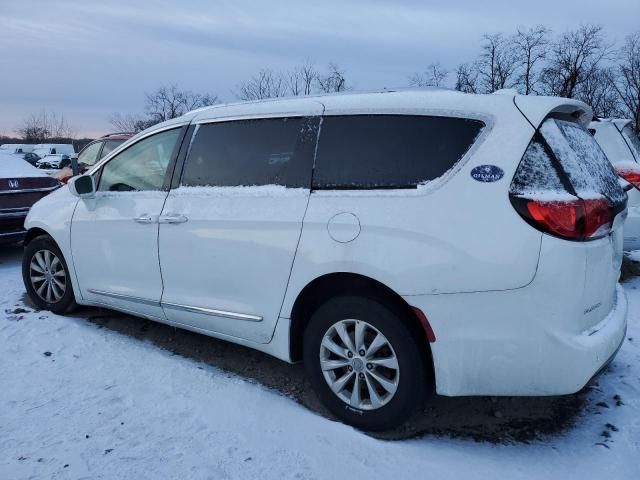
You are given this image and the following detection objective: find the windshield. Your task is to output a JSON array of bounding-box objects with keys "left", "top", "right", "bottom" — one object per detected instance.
[{"left": 622, "top": 125, "right": 640, "bottom": 161}]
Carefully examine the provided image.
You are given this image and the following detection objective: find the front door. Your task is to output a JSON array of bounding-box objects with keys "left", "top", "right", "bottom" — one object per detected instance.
[
  {"left": 158, "top": 116, "right": 320, "bottom": 343},
  {"left": 71, "top": 127, "right": 184, "bottom": 319}
]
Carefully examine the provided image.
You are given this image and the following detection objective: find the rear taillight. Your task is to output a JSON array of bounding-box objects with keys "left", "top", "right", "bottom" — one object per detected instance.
[
  {"left": 511, "top": 196, "right": 614, "bottom": 241},
  {"left": 614, "top": 164, "right": 640, "bottom": 191}
]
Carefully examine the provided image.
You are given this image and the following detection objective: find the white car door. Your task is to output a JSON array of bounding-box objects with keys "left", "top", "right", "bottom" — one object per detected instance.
[
  {"left": 71, "top": 127, "right": 184, "bottom": 319},
  {"left": 158, "top": 116, "right": 320, "bottom": 343}
]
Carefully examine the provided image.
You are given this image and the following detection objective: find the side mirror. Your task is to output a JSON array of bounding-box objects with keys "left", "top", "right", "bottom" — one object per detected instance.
[{"left": 68, "top": 174, "right": 96, "bottom": 198}]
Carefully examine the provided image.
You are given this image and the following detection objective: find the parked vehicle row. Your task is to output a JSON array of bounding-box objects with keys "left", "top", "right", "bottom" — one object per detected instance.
[
  {"left": 0, "top": 143, "right": 75, "bottom": 168},
  {"left": 590, "top": 118, "right": 640, "bottom": 250},
  {"left": 20, "top": 90, "right": 632, "bottom": 431}
]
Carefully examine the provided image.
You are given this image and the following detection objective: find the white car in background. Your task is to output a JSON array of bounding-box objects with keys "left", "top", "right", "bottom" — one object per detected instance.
[
  {"left": 32, "top": 144, "right": 76, "bottom": 167},
  {"left": 35, "top": 154, "right": 71, "bottom": 170},
  {"left": 590, "top": 118, "right": 640, "bottom": 250},
  {"left": 21, "top": 91, "right": 628, "bottom": 431}
]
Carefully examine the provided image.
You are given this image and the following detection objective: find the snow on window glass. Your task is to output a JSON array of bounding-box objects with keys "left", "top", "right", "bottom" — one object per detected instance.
[
  {"left": 622, "top": 125, "right": 640, "bottom": 161},
  {"left": 540, "top": 119, "right": 625, "bottom": 203},
  {"left": 509, "top": 139, "right": 568, "bottom": 199}
]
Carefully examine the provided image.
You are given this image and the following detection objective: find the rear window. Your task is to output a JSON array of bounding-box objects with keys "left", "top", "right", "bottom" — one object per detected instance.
[
  {"left": 181, "top": 117, "right": 318, "bottom": 188},
  {"left": 313, "top": 115, "right": 484, "bottom": 189},
  {"left": 510, "top": 118, "right": 625, "bottom": 204},
  {"left": 541, "top": 119, "right": 625, "bottom": 203},
  {"left": 622, "top": 125, "right": 640, "bottom": 161}
]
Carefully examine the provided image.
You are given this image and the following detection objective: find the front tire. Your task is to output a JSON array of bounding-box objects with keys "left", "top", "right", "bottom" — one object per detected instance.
[
  {"left": 303, "top": 295, "right": 428, "bottom": 431},
  {"left": 22, "top": 235, "right": 77, "bottom": 314}
]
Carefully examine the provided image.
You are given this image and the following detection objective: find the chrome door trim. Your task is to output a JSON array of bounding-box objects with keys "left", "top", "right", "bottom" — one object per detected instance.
[
  {"left": 87, "top": 288, "right": 160, "bottom": 306},
  {"left": 161, "top": 302, "right": 263, "bottom": 322}
]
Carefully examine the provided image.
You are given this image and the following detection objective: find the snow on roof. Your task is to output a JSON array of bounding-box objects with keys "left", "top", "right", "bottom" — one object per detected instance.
[
  {"left": 0, "top": 152, "right": 49, "bottom": 178},
  {"left": 187, "top": 90, "right": 592, "bottom": 128}
]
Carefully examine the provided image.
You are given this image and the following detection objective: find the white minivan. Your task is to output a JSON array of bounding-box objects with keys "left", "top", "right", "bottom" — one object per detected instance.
[
  {"left": 589, "top": 118, "right": 640, "bottom": 249},
  {"left": 22, "top": 90, "right": 628, "bottom": 430}
]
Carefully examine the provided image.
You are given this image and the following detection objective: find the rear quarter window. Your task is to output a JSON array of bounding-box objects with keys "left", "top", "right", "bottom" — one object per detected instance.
[{"left": 313, "top": 115, "right": 484, "bottom": 189}]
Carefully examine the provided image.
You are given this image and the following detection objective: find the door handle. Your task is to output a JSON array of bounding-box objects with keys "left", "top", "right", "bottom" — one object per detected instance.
[
  {"left": 159, "top": 213, "right": 188, "bottom": 224},
  {"left": 134, "top": 214, "right": 157, "bottom": 224}
]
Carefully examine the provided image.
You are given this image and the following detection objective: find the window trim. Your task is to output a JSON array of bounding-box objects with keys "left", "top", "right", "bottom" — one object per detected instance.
[{"left": 94, "top": 126, "right": 188, "bottom": 193}]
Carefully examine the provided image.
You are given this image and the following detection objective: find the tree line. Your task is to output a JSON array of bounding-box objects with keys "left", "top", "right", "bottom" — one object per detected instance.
[
  {"left": 2, "top": 24, "right": 638, "bottom": 144},
  {"left": 426, "top": 25, "right": 639, "bottom": 128}
]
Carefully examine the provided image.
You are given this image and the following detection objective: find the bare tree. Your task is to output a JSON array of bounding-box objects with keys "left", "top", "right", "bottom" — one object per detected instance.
[
  {"left": 235, "top": 69, "right": 287, "bottom": 101},
  {"left": 513, "top": 25, "right": 550, "bottom": 94},
  {"left": 286, "top": 62, "right": 318, "bottom": 96},
  {"left": 145, "top": 84, "right": 218, "bottom": 123},
  {"left": 317, "top": 63, "right": 348, "bottom": 93},
  {"left": 409, "top": 62, "right": 448, "bottom": 88},
  {"left": 454, "top": 62, "right": 479, "bottom": 93},
  {"left": 108, "top": 113, "right": 156, "bottom": 133},
  {"left": 477, "top": 33, "right": 519, "bottom": 93},
  {"left": 575, "top": 67, "right": 623, "bottom": 118},
  {"left": 540, "top": 25, "right": 611, "bottom": 98},
  {"left": 16, "top": 110, "right": 74, "bottom": 142},
  {"left": 613, "top": 32, "right": 640, "bottom": 133}
]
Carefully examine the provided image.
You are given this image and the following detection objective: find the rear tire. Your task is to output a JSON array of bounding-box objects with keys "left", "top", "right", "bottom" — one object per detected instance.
[
  {"left": 303, "top": 295, "right": 428, "bottom": 431},
  {"left": 22, "top": 235, "right": 77, "bottom": 314}
]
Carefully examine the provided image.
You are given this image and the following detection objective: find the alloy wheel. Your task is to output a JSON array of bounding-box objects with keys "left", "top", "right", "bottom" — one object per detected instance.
[
  {"left": 29, "top": 249, "right": 66, "bottom": 303},
  {"left": 319, "top": 319, "right": 400, "bottom": 410}
]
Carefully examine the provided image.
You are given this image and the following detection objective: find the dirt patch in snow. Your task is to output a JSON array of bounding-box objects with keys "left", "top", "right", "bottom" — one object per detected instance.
[
  {"left": 15, "top": 244, "right": 634, "bottom": 444},
  {"left": 18, "top": 300, "right": 591, "bottom": 443}
]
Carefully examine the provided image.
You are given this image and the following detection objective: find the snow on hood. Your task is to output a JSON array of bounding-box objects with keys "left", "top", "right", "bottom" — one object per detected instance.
[{"left": 0, "top": 152, "right": 49, "bottom": 178}]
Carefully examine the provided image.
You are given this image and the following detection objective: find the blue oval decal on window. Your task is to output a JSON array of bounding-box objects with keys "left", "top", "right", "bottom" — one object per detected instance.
[{"left": 470, "top": 165, "right": 504, "bottom": 183}]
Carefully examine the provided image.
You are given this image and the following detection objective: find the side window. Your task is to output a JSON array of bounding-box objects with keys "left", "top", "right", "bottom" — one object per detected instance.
[
  {"left": 98, "top": 128, "right": 181, "bottom": 192},
  {"left": 181, "top": 117, "right": 318, "bottom": 188},
  {"left": 100, "top": 140, "right": 123, "bottom": 159},
  {"left": 313, "top": 115, "right": 484, "bottom": 189},
  {"left": 78, "top": 142, "right": 103, "bottom": 167}
]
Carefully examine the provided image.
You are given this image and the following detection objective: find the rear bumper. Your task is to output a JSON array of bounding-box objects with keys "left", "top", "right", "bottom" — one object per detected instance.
[{"left": 406, "top": 283, "right": 628, "bottom": 397}]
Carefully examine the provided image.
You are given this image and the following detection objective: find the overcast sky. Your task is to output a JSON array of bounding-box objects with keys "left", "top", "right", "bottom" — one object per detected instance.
[{"left": 1, "top": 0, "right": 639, "bottom": 137}]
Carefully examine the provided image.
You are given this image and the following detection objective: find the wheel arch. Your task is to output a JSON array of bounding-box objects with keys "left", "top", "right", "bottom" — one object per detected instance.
[
  {"left": 24, "top": 227, "right": 50, "bottom": 245},
  {"left": 288, "top": 272, "right": 434, "bottom": 377}
]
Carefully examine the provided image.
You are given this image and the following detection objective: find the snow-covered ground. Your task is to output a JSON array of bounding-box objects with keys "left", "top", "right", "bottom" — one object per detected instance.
[{"left": 1, "top": 247, "right": 638, "bottom": 479}]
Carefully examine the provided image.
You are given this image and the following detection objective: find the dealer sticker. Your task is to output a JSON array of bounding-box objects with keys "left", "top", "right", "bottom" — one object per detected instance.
[{"left": 470, "top": 165, "right": 504, "bottom": 183}]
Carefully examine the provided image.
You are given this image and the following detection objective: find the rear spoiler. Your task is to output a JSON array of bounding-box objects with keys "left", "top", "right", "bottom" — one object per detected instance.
[{"left": 514, "top": 96, "right": 593, "bottom": 130}]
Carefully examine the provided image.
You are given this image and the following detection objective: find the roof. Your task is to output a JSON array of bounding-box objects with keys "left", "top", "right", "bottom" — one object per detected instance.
[
  {"left": 132, "top": 90, "right": 592, "bottom": 142},
  {"left": 100, "top": 132, "right": 134, "bottom": 140},
  {"left": 189, "top": 89, "right": 591, "bottom": 127}
]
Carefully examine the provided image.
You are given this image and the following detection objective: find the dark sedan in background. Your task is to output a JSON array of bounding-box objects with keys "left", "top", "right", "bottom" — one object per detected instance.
[{"left": 0, "top": 154, "right": 61, "bottom": 244}]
